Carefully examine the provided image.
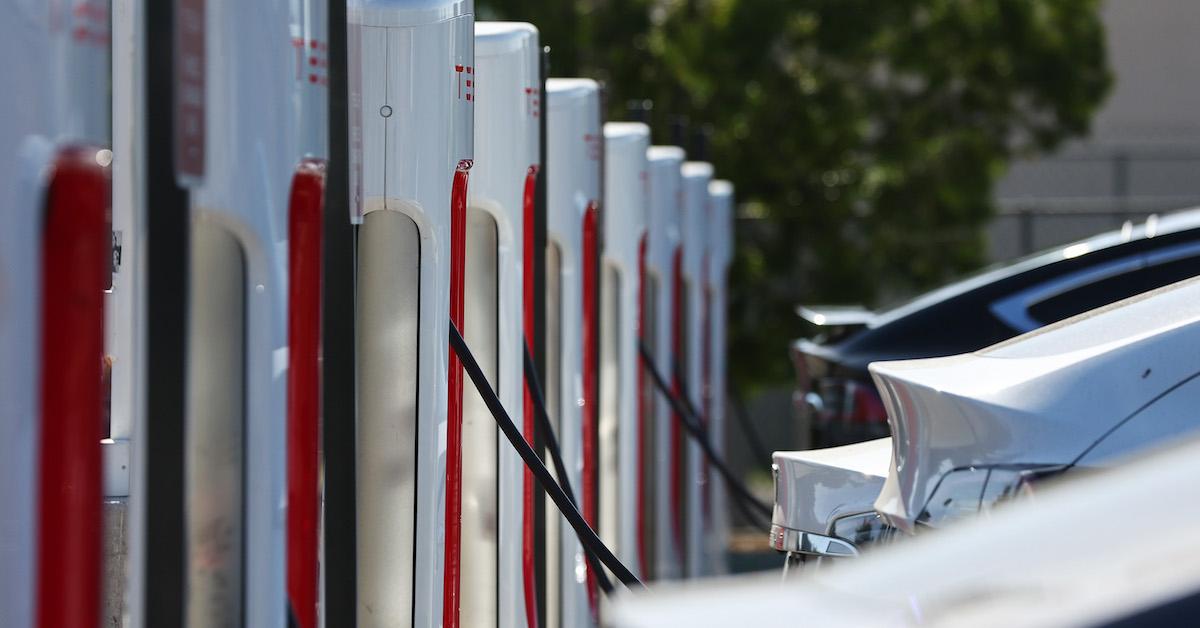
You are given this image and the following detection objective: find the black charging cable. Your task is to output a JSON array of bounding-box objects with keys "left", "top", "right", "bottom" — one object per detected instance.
[
  {"left": 665, "top": 355, "right": 775, "bottom": 528},
  {"left": 521, "top": 340, "right": 616, "bottom": 594},
  {"left": 669, "top": 358, "right": 775, "bottom": 527},
  {"left": 673, "top": 359, "right": 774, "bottom": 485},
  {"left": 638, "top": 341, "right": 774, "bottom": 527},
  {"left": 729, "top": 382, "right": 773, "bottom": 466},
  {"left": 449, "top": 322, "right": 644, "bottom": 590}
]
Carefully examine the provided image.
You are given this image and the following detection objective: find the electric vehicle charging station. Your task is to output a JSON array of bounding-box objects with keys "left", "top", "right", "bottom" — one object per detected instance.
[
  {"left": 644, "top": 145, "right": 686, "bottom": 581},
  {"left": 680, "top": 161, "right": 714, "bottom": 579},
  {"left": 110, "top": 2, "right": 329, "bottom": 623},
  {"left": 469, "top": 21, "right": 541, "bottom": 628},
  {"left": 0, "top": 1, "right": 111, "bottom": 626},
  {"left": 1, "top": 0, "right": 754, "bottom": 624},
  {"left": 546, "top": 78, "right": 604, "bottom": 628},
  {"left": 705, "top": 179, "right": 735, "bottom": 577},
  {"left": 349, "top": 1, "right": 474, "bottom": 626},
  {"left": 160, "top": 0, "right": 330, "bottom": 624},
  {"left": 600, "top": 123, "right": 651, "bottom": 579}
]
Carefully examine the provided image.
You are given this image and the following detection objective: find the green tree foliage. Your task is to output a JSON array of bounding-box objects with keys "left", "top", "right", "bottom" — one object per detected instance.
[{"left": 480, "top": 0, "right": 1111, "bottom": 388}]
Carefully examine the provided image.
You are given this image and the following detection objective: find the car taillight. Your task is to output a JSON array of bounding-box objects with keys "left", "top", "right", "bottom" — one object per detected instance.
[
  {"left": 789, "top": 341, "right": 811, "bottom": 394},
  {"left": 812, "top": 378, "right": 887, "bottom": 425},
  {"left": 846, "top": 381, "right": 886, "bottom": 424}
]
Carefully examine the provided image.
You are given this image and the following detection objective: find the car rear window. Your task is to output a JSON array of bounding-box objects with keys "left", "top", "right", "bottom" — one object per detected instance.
[{"left": 1028, "top": 256, "right": 1200, "bottom": 326}]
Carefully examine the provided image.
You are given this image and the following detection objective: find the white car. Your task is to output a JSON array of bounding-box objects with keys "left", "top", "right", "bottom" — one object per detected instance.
[
  {"left": 871, "top": 275, "right": 1200, "bottom": 534},
  {"left": 769, "top": 273, "right": 1200, "bottom": 569},
  {"left": 612, "top": 434, "right": 1200, "bottom": 628}
]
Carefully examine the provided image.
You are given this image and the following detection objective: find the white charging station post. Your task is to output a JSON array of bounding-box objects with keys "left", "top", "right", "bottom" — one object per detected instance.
[
  {"left": 680, "top": 160, "right": 714, "bottom": 579},
  {"left": 644, "top": 145, "right": 686, "bottom": 581},
  {"left": 546, "top": 78, "right": 603, "bottom": 628},
  {"left": 600, "top": 123, "right": 651, "bottom": 579},
  {"left": 105, "top": 1, "right": 328, "bottom": 625},
  {"left": 0, "top": 2, "right": 111, "bottom": 626},
  {"left": 470, "top": 21, "right": 540, "bottom": 628},
  {"left": 350, "top": 1, "right": 474, "bottom": 626},
  {"left": 705, "top": 179, "right": 735, "bottom": 577},
  {"left": 172, "top": 0, "right": 333, "bottom": 623}
]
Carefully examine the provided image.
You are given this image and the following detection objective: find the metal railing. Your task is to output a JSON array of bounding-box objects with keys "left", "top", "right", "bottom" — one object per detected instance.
[{"left": 992, "top": 145, "right": 1200, "bottom": 258}]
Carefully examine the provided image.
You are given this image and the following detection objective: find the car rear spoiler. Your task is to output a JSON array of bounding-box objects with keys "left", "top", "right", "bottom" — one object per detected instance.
[
  {"left": 795, "top": 305, "right": 876, "bottom": 330},
  {"left": 866, "top": 350, "right": 1130, "bottom": 534},
  {"left": 771, "top": 438, "right": 891, "bottom": 539}
]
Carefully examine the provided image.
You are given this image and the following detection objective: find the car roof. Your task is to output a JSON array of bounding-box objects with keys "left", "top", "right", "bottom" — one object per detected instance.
[
  {"left": 800, "top": 208, "right": 1200, "bottom": 373},
  {"left": 872, "top": 208, "right": 1200, "bottom": 327}
]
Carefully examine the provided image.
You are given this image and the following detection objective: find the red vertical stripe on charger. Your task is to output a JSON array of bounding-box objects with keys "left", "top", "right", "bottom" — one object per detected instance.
[
  {"left": 669, "top": 246, "right": 684, "bottom": 566},
  {"left": 635, "top": 232, "right": 649, "bottom": 578},
  {"left": 520, "top": 164, "right": 541, "bottom": 628},
  {"left": 286, "top": 159, "right": 325, "bottom": 628},
  {"left": 37, "top": 146, "right": 109, "bottom": 628},
  {"left": 581, "top": 201, "right": 600, "bottom": 614},
  {"left": 445, "top": 160, "right": 472, "bottom": 628},
  {"left": 701, "top": 264, "right": 712, "bottom": 521}
]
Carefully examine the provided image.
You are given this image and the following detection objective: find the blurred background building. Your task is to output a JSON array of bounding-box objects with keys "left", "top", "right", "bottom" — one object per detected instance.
[{"left": 989, "top": 0, "right": 1200, "bottom": 260}]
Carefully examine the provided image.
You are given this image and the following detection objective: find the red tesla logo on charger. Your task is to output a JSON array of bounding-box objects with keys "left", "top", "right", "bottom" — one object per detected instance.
[
  {"left": 584, "top": 133, "right": 602, "bottom": 161},
  {"left": 292, "top": 37, "right": 328, "bottom": 87},
  {"left": 456, "top": 65, "right": 474, "bottom": 102},
  {"left": 524, "top": 86, "right": 540, "bottom": 118},
  {"left": 69, "top": 0, "right": 110, "bottom": 47},
  {"left": 174, "top": 0, "right": 205, "bottom": 182}
]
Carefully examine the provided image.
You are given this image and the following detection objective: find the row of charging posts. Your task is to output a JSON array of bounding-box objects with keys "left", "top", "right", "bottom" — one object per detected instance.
[
  {"left": 0, "top": 0, "right": 737, "bottom": 627},
  {"left": 0, "top": 0, "right": 328, "bottom": 626}
]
